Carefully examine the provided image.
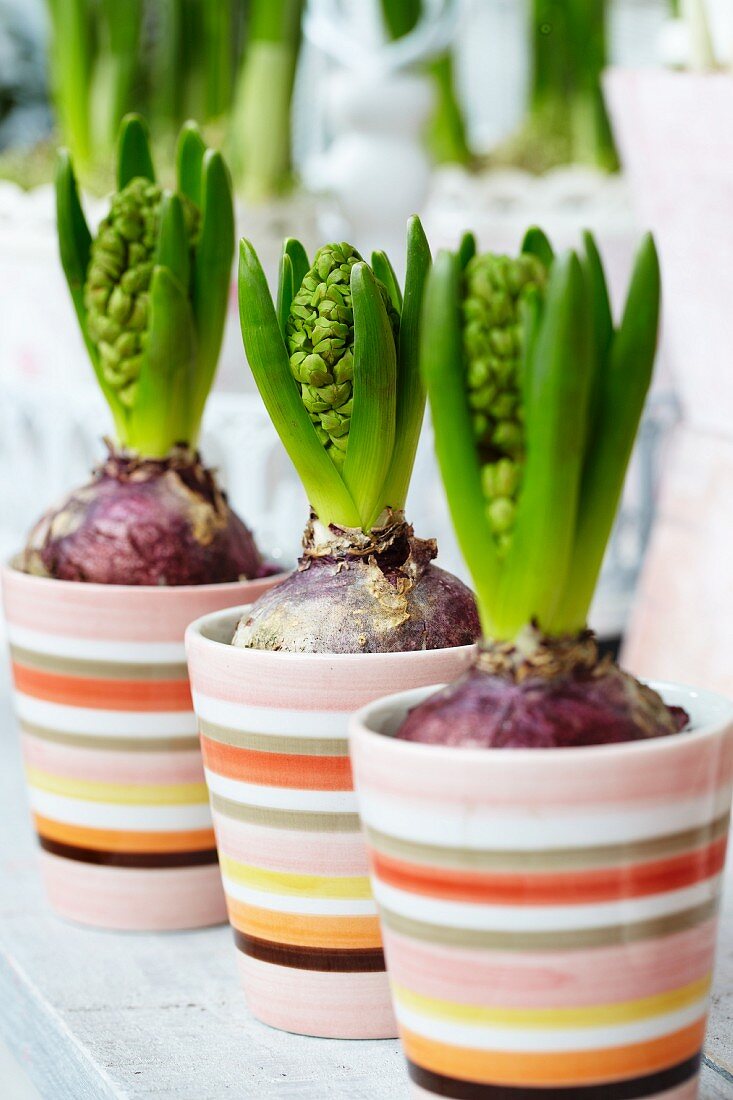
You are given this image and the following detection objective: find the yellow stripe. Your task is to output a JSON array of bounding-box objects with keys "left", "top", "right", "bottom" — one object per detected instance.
[
  {"left": 392, "top": 974, "right": 712, "bottom": 1031},
  {"left": 26, "top": 767, "right": 208, "bottom": 806},
  {"left": 220, "top": 855, "right": 372, "bottom": 899}
]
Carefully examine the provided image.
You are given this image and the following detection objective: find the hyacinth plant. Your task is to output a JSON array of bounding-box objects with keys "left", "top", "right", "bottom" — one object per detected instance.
[
  {"left": 20, "top": 114, "right": 267, "bottom": 586},
  {"left": 397, "top": 227, "right": 688, "bottom": 747},
  {"left": 497, "top": 0, "right": 618, "bottom": 173},
  {"left": 235, "top": 219, "right": 479, "bottom": 653}
]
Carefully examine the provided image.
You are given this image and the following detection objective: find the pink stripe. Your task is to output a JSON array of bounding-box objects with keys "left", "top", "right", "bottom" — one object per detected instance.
[
  {"left": 213, "top": 812, "right": 369, "bottom": 875},
  {"left": 22, "top": 734, "right": 205, "bottom": 785},
  {"left": 350, "top": 726, "right": 733, "bottom": 809},
  {"left": 236, "top": 953, "right": 396, "bottom": 1039},
  {"left": 39, "top": 850, "right": 226, "bottom": 930},
  {"left": 382, "top": 920, "right": 719, "bottom": 1009},
  {"left": 185, "top": 628, "right": 474, "bottom": 711},
  {"left": 2, "top": 565, "right": 279, "bottom": 643}
]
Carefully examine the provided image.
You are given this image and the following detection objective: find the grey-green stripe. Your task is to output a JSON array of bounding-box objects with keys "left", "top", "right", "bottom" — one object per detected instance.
[
  {"left": 379, "top": 897, "right": 720, "bottom": 951},
  {"left": 209, "top": 793, "right": 362, "bottom": 832},
  {"left": 365, "top": 815, "right": 730, "bottom": 873},
  {"left": 10, "top": 645, "right": 187, "bottom": 681},
  {"left": 20, "top": 721, "right": 199, "bottom": 753},
  {"left": 198, "top": 718, "right": 348, "bottom": 756}
]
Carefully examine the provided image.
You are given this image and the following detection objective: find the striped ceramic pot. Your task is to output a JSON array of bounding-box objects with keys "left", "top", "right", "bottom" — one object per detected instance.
[
  {"left": 2, "top": 565, "right": 279, "bottom": 931},
  {"left": 350, "top": 682, "right": 733, "bottom": 1100},
  {"left": 185, "top": 606, "right": 475, "bottom": 1039}
]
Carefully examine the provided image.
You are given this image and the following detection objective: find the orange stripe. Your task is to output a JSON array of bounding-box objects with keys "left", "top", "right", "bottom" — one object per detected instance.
[
  {"left": 371, "top": 837, "right": 728, "bottom": 906},
  {"left": 201, "top": 736, "right": 353, "bottom": 790},
  {"left": 33, "top": 814, "right": 214, "bottom": 854},
  {"left": 226, "top": 898, "right": 382, "bottom": 949},
  {"left": 13, "top": 663, "right": 191, "bottom": 711},
  {"left": 400, "top": 1019, "right": 706, "bottom": 1087}
]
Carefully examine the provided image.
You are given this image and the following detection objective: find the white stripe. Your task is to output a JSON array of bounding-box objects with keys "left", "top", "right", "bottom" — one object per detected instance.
[
  {"left": 193, "top": 692, "right": 348, "bottom": 738},
  {"left": 28, "top": 788, "right": 211, "bottom": 831},
  {"left": 204, "top": 769, "right": 358, "bottom": 812},
  {"left": 372, "top": 876, "right": 722, "bottom": 932},
  {"left": 14, "top": 693, "right": 197, "bottom": 736},
  {"left": 393, "top": 998, "right": 709, "bottom": 1054},
  {"left": 8, "top": 625, "right": 185, "bottom": 663},
  {"left": 356, "top": 787, "right": 732, "bottom": 850},
  {"left": 221, "top": 875, "right": 377, "bottom": 915}
]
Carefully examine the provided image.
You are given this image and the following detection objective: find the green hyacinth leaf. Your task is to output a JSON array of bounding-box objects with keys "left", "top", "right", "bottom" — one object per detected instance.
[
  {"left": 56, "top": 149, "right": 130, "bottom": 436},
  {"left": 553, "top": 234, "right": 661, "bottom": 633},
  {"left": 129, "top": 266, "right": 196, "bottom": 457},
  {"left": 498, "top": 249, "right": 593, "bottom": 634},
  {"left": 55, "top": 150, "right": 93, "bottom": 351},
  {"left": 458, "top": 230, "right": 476, "bottom": 270},
  {"left": 117, "top": 113, "right": 155, "bottom": 189},
  {"left": 176, "top": 121, "right": 206, "bottom": 207},
  {"left": 581, "top": 229, "right": 614, "bottom": 443},
  {"left": 190, "top": 149, "right": 235, "bottom": 430},
  {"left": 381, "top": 214, "right": 431, "bottom": 512},
  {"left": 277, "top": 238, "right": 309, "bottom": 337},
  {"left": 522, "top": 226, "right": 554, "bottom": 269},
  {"left": 421, "top": 248, "right": 499, "bottom": 629},
  {"left": 155, "top": 192, "right": 191, "bottom": 291},
  {"left": 371, "top": 249, "right": 403, "bottom": 313},
  {"left": 277, "top": 251, "right": 295, "bottom": 337},
  {"left": 344, "top": 261, "right": 398, "bottom": 528},
  {"left": 284, "top": 237, "right": 309, "bottom": 290},
  {"left": 238, "top": 239, "right": 360, "bottom": 527}
]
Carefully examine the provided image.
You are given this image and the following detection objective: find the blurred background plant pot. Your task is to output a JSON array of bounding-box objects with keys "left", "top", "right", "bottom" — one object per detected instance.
[
  {"left": 621, "top": 425, "right": 733, "bottom": 696},
  {"left": 606, "top": 68, "right": 733, "bottom": 694},
  {"left": 351, "top": 681, "right": 733, "bottom": 1099},
  {"left": 605, "top": 69, "right": 733, "bottom": 433},
  {"left": 2, "top": 567, "right": 280, "bottom": 931},
  {"left": 185, "top": 606, "right": 474, "bottom": 1039}
]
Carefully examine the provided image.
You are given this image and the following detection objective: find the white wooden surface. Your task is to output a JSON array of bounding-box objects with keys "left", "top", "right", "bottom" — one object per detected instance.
[{"left": 0, "top": 661, "right": 731, "bottom": 1099}]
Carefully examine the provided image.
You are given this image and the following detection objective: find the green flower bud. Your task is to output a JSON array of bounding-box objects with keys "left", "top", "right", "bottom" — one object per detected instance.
[
  {"left": 492, "top": 419, "right": 523, "bottom": 455},
  {"left": 84, "top": 176, "right": 199, "bottom": 402},
  {"left": 286, "top": 242, "right": 399, "bottom": 465},
  {"left": 494, "top": 457, "right": 520, "bottom": 497},
  {"left": 487, "top": 496, "right": 516, "bottom": 535},
  {"left": 462, "top": 249, "right": 547, "bottom": 550}
]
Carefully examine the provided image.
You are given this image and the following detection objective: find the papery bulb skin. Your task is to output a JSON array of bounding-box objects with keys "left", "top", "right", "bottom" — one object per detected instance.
[
  {"left": 21, "top": 446, "right": 269, "bottom": 586},
  {"left": 397, "top": 630, "right": 688, "bottom": 747},
  {"left": 233, "top": 515, "right": 479, "bottom": 654}
]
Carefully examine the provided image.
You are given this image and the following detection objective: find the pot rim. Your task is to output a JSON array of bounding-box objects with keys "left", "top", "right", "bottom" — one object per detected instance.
[
  {"left": 2, "top": 559, "right": 289, "bottom": 596},
  {"left": 185, "top": 604, "right": 478, "bottom": 663},
  {"left": 605, "top": 66, "right": 733, "bottom": 86},
  {"left": 350, "top": 681, "right": 733, "bottom": 765}
]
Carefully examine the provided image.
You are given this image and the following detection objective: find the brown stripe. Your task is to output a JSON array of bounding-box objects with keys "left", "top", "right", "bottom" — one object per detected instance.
[
  {"left": 38, "top": 835, "right": 218, "bottom": 869},
  {"left": 380, "top": 897, "right": 719, "bottom": 951},
  {"left": 198, "top": 718, "right": 348, "bottom": 756},
  {"left": 366, "top": 815, "right": 730, "bottom": 873},
  {"left": 406, "top": 1053, "right": 701, "bottom": 1100},
  {"left": 233, "top": 929, "right": 385, "bottom": 972},
  {"left": 210, "top": 793, "right": 362, "bottom": 832},
  {"left": 10, "top": 645, "right": 187, "bottom": 681},
  {"left": 21, "top": 722, "right": 199, "bottom": 753}
]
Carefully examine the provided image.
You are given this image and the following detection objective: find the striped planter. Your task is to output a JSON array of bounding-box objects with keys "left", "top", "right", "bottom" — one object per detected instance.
[
  {"left": 185, "top": 607, "right": 474, "bottom": 1039},
  {"left": 2, "top": 565, "right": 280, "bottom": 931},
  {"left": 350, "top": 682, "right": 733, "bottom": 1100}
]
